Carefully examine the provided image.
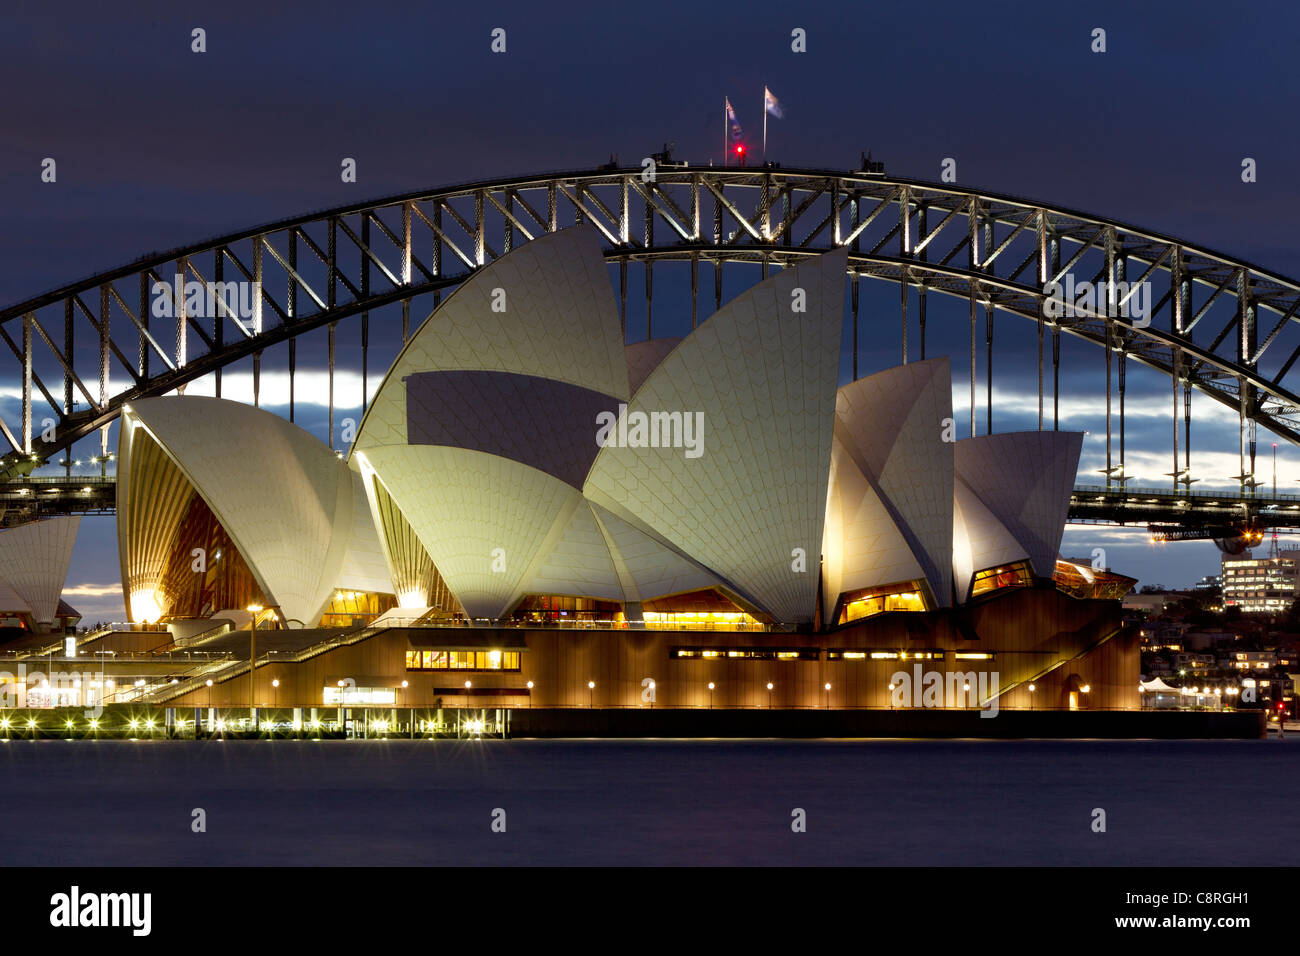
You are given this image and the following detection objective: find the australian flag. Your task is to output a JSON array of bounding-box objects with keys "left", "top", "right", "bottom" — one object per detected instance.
[{"left": 725, "top": 97, "right": 743, "bottom": 142}]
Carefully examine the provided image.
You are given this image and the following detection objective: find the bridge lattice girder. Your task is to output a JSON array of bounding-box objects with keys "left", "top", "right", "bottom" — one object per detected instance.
[{"left": 3, "top": 165, "right": 1299, "bottom": 480}]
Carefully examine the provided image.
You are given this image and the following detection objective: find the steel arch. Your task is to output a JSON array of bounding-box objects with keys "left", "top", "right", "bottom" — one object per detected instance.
[{"left": 3, "top": 163, "right": 1299, "bottom": 488}]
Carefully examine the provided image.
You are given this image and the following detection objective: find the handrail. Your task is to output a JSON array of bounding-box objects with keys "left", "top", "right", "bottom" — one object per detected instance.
[
  {"left": 171, "top": 619, "right": 236, "bottom": 648},
  {"left": 141, "top": 656, "right": 249, "bottom": 705},
  {"left": 100, "top": 651, "right": 239, "bottom": 705},
  {"left": 18, "top": 622, "right": 168, "bottom": 660},
  {"left": 288, "top": 622, "right": 383, "bottom": 662}
]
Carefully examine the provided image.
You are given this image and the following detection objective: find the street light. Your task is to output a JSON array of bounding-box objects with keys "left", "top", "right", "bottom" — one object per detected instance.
[
  {"left": 271, "top": 678, "right": 279, "bottom": 710},
  {"left": 888, "top": 682, "right": 896, "bottom": 710},
  {"left": 1028, "top": 683, "right": 1036, "bottom": 710},
  {"left": 707, "top": 681, "right": 715, "bottom": 709},
  {"left": 526, "top": 680, "right": 534, "bottom": 708},
  {"left": 766, "top": 682, "right": 774, "bottom": 709},
  {"left": 587, "top": 680, "right": 595, "bottom": 708},
  {"left": 824, "top": 682, "right": 832, "bottom": 709}
]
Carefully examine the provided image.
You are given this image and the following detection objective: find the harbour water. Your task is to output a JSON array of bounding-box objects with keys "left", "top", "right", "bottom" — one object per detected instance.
[{"left": 2, "top": 738, "right": 1294, "bottom": 866}]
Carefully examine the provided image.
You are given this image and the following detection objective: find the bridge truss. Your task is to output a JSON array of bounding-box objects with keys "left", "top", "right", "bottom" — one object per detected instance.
[{"left": 4, "top": 162, "right": 1300, "bottom": 533}]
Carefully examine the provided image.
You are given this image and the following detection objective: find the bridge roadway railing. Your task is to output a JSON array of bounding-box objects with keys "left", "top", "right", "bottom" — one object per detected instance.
[
  {"left": 1072, "top": 483, "right": 1300, "bottom": 503},
  {"left": 0, "top": 474, "right": 116, "bottom": 524},
  {"left": 1069, "top": 484, "right": 1300, "bottom": 528},
  {"left": 10, "top": 472, "right": 1300, "bottom": 528}
]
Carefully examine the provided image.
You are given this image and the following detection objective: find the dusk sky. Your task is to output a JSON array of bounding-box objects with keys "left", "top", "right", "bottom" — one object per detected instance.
[{"left": 3, "top": 0, "right": 1299, "bottom": 621}]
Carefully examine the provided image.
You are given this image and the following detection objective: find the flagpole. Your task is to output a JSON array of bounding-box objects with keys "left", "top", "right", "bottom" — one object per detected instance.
[{"left": 762, "top": 87, "right": 767, "bottom": 161}]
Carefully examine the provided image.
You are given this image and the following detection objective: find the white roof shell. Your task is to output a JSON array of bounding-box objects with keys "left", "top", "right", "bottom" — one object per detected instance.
[
  {"left": 825, "top": 358, "right": 956, "bottom": 609},
  {"left": 354, "top": 225, "right": 631, "bottom": 455},
  {"left": 954, "top": 431, "right": 1084, "bottom": 578},
  {"left": 584, "top": 248, "right": 847, "bottom": 624},
  {"left": 118, "top": 397, "right": 390, "bottom": 625},
  {"left": 0, "top": 517, "right": 80, "bottom": 624}
]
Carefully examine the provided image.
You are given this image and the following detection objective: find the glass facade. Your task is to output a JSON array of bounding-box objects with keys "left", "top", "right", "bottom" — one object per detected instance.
[
  {"left": 319, "top": 590, "right": 397, "bottom": 628},
  {"left": 510, "top": 589, "right": 766, "bottom": 630},
  {"left": 157, "top": 494, "right": 265, "bottom": 619},
  {"left": 642, "top": 589, "right": 764, "bottom": 630},
  {"left": 512, "top": 594, "right": 622, "bottom": 625},
  {"left": 837, "top": 582, "right": 927, "bottom": 624},
  {"left": 1053, "top": 560, "right": 1138, "bottom": 600},
  {"left": 970, "top": 562, "right": 1032, "bottom": 598}
]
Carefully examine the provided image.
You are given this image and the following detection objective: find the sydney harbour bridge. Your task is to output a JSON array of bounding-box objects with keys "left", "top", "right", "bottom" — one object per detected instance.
[{"left": 3, "top": 160, "right": 1300, "bottom": 551}]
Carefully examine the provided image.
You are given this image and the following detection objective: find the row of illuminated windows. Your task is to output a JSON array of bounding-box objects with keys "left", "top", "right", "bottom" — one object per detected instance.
[
  {"left": 323, "top": 686, "right": 395, "bottom": 706},
  {"left": 405, "top": 651, "right": 521, "bottom": 671},
  {"left": 829, "top": 650, "right": 995, "bottom": 661},
  {"left": 672, "top": 648, "right": 820, "bottom": 661},
  {"left": 672, "top": 648, "right": 995, "bottom": 662}
]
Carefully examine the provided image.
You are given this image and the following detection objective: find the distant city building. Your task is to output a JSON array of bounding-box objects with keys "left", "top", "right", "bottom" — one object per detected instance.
[
  {"left": 1226, "top": 650, "right": 1279, "bottom": 671},
  {"left": 1221, "top": 550, "right": 1300, "bottom": 612},
  {"left": 1194, "top": 574, "right": 1222, "bottom": 590}
]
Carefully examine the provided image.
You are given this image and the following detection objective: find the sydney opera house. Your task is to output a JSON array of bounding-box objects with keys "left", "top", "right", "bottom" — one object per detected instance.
[{"left": 94, "top": 226, "right": 1137, "bottom": 714}]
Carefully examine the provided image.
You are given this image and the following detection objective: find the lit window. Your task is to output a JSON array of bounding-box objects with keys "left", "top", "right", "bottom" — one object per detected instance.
[
  {"left": 838, "top": 582, "right": 928, "bottom": 623},
  {"left": 971, "top": 562, "right": 1033, "bottom": 598}
]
